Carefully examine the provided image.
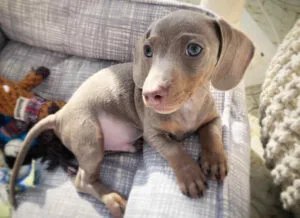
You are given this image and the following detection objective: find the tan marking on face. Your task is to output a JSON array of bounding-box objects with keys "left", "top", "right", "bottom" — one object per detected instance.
[
  {"left": 148, "top": 36, "right": 159, "bottom": 44},
  {"left": 161, "top": 67, "right": 214, "bottom": 112}
]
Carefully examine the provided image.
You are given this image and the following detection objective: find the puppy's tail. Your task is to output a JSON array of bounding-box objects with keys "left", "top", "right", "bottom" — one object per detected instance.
[{"left": 9, "top": 114, "right": 56, "bottom": 208}]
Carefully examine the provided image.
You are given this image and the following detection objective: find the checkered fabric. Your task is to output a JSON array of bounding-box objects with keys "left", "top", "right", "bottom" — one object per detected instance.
[
  {"left": 0, "top": 0, "right": 214, "bottom": 62},
  {"left": 0, "top": 30, "right": 6, "bottom": 51},
  {"left": 0, "top": 1, "right": 250, "bottom": 217}
]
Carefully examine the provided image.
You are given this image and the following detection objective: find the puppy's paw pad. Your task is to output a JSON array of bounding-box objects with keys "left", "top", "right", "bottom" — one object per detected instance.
[
  {"left": 199, "top": 151, "right": 228, "bottom": 181},
  {"left": 105, "top": 193, "right": 127, "bottom": 218}
]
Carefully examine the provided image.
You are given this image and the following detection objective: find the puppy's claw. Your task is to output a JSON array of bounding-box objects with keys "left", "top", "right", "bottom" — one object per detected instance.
[
  {"left": 219, "top": 164, "right": 227, "bottom": 181},
  {"left": 189, "top": 183, "right": 199, "bottom": 198},
  {"left": 211, "top": 165, "right": 218, "bottom": 180},
  {"left": 198, "top": 191, "right": 203, "bottom": 197},
  {"left": 200, "top": 161, "right": 209, "bottom": 175},
  {"left": 175, "top": 161, "right": 207, "bottom": 198},
  {"left": 204, "top": 181, "right": 208, "bottom": 188},
  {"left": 179, "top": 183, "right": 187, "bottom": 195},
  {"left": 199, "top": 150, "right": 228, "bottom": 182}
]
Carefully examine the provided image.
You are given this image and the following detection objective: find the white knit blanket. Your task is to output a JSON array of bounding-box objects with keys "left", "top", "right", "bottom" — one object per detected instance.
[{"left": 260, "top": 18, "right": 300, "bottom": 212}]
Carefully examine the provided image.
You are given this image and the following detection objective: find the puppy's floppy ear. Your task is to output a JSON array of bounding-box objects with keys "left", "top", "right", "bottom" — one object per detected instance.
[
  {"left": 212, "top": 18, "right": 255, "bottom": 90},
  {"left": 133, "top": 27, "right": 153, "bottom": 88}
]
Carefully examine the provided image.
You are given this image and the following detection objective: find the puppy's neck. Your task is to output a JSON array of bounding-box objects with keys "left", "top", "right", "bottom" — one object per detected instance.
[{"left": 180, "top": 85, "right": 210, "bottom": 110}]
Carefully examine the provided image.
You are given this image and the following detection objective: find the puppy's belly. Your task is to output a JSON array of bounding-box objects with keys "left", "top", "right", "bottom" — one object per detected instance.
[{"left": 98, "top": 112, "right": 141, "bottom": 152}]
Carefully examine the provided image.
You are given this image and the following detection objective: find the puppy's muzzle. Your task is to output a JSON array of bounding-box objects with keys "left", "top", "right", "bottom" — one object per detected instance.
[{"left": 142, "top": 84, "right": 168, "bottom": 106}]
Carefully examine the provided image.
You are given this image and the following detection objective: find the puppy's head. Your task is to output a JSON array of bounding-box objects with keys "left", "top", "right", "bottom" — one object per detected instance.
[{"left": 133, "top": 10, "right": 254, "bottom": 114}]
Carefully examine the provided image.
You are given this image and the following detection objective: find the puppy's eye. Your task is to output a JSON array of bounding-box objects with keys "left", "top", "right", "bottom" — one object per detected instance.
[
  {"left": 186, "top": 43, "right": 202, "bottom": 57},
  {"left": 144, "top": 45, "right": 153, "bottom": 58}
]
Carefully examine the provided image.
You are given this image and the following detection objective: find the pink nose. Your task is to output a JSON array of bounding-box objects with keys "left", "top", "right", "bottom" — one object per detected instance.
[{"left": 143, "top": 85, "right": 168, "bottom": 106}]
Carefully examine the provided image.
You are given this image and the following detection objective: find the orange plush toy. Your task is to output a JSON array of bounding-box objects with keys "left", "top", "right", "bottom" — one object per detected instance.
[
  {"left": 0, "top": 67, "right": 65, "bottom": 123},
  {"left": 0, "top": 67, "right": 76, "bottom": 174}
]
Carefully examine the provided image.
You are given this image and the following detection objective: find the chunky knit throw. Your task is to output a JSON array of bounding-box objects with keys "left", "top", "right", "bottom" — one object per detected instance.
[{"left": 260, "top": 19, "right": 300, "bottom": 212}]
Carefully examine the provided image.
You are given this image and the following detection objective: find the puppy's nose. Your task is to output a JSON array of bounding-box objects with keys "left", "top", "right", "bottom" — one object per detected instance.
[{"left": 143, "top": 85, "right": 168, "bottom": 106}]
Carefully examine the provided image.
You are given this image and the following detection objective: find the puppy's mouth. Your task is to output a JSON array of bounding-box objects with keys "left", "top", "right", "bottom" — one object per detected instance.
[
  {"left": 147, "top": 102, "right": 180, "bottom": 114},
  {"left": 142, "top": 92, "right": 190, "bottom": 114}
]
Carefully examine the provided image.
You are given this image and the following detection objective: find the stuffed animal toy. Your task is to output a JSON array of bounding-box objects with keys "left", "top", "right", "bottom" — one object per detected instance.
[
  {"left": 0, "top": 67, "right": 66, "bottom": 169},
  {"left": 0, "top": 67, "right": 76, "bottom": 173},
  {"left": 0, "top": 66, "right": 65, "bottom": 123}
]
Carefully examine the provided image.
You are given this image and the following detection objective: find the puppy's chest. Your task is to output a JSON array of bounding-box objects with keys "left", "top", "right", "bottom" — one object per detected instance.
[
  {"left": 178, "top": 102, "right": 201, "bottom": 130},
  {"left": 161, "top": 100, "right": 205, "bottom": 140}
]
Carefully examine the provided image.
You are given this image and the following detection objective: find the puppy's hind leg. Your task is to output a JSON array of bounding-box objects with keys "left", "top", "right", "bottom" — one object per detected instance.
[
  {"left": 72, "top": 119, "right": 126, "bottom": 218},
  {"left": 75, "top": 168, "right": 127, "bottom": 218}
]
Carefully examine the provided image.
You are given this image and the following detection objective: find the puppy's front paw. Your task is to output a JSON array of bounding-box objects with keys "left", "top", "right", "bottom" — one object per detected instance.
[
  {"left": 104, "top": 193, "right": 127, "bottom": 218},
  {"left": 174, "top": 160, "right": 207, "bottom": 198},
  {"left": 199, "top": 149, "right": 228, "bottom": 182}
]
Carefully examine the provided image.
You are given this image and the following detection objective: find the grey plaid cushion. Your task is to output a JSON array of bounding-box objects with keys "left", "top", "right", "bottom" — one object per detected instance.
[
  {"left": 0, "top": 0, "right": 214, "bottom": 62},
  {"left": 0, "top": 28, "right": 7, "bottom": 51},
  {"left": 0, "top": 41, "right": 117, "bottom": 101}
]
